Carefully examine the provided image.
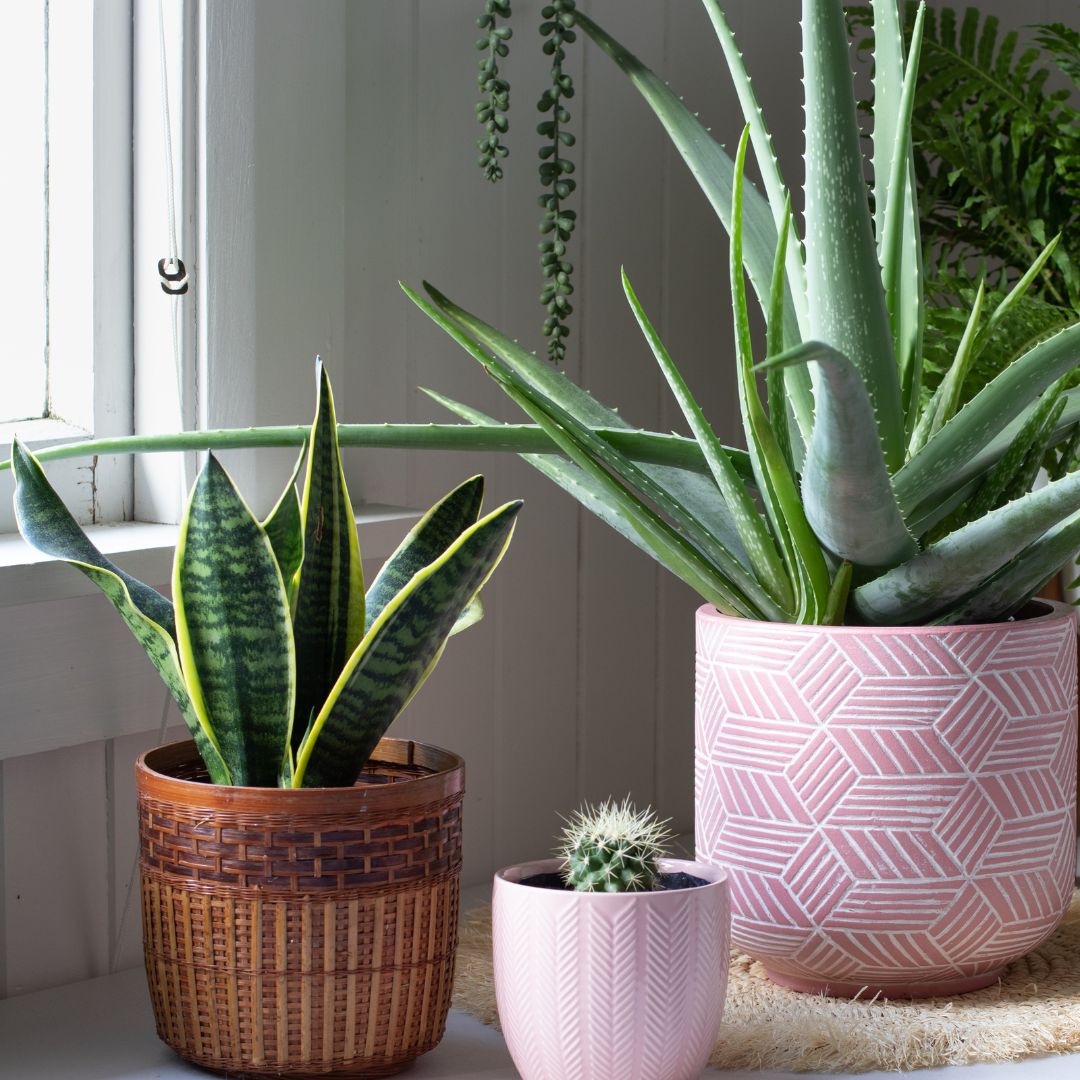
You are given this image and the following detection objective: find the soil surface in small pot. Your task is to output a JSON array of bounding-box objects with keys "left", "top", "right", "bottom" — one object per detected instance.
[{"left": 519, "top": 871, "right": 707, "bottom": 890}]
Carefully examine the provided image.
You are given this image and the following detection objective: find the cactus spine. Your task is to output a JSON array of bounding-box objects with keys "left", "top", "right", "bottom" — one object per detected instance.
[{"left": 557, "top": 799, "right": 672, "bottom": 892}]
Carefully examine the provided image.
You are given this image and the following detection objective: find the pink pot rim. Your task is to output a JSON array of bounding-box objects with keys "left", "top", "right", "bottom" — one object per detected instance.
[
  {"left": 495, "top": 856, "right": 728, "bottom": 892},
  {"left": 697, "top": 597, "right": 1077, "bottom": 636}
]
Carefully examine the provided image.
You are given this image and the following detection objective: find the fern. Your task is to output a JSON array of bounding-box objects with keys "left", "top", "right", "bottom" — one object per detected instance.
[{"left": 848, "top": 4, "right": 1080, "bottom": 311}]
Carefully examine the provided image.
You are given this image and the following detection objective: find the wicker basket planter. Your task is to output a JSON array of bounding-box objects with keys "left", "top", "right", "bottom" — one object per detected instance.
[
  {"left": 695, "top": 599, "right": 1079, "bottom": 997},
  {"left": 136, "top": 736, "right": 464, "bottom": 1077}
]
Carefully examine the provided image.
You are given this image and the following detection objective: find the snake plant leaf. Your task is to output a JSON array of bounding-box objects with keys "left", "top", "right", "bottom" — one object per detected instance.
[
  {"left": 365, "top": 475, "right": 485, "bottom": 632},
  {"left": 758, "top": 342, "right": 918, "bottom": 569},
  {"left": 411, "top": 283, "right": 757, "bottom": 558},
  {"left": 173, "top": 453, "right": 295, "bottom": 787},
  {"left": 291, "top": 361, "right": 365, "bottom": 755},
  {"left": 10, "top": 438, "right": 230, "bottom": 784},
  {"left": 449, "top": 592, "right": 484, "bottom": 636},
  {"left": 293, "top": 500, "right": 523, "bottom": 788},
  {"left": 803, "top": 0, "right": 905, "bottom": 471},
  {"left": 893, "top": 321, "right": 1080, "bottom": 516},
  {"left": 420, "top": 386, "right": 751, "bottom": 571},
  {"left": 933, "top": 510, "right": 1080, "bottom": 625},
  {"left": 261, "top": 444, "right": 306, "bottom": 604},
  {"left": 572, "top": 10, "right": 815, "bottom": 452},
  {"left": 852, "top": 467, "right": 1080, "bottom": 625}
]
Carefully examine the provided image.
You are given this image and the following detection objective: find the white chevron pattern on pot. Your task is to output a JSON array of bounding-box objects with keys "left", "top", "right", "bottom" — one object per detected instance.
[
  {"left": 694, "top": 602, "right": 1078, "bottom": 995},
  {"left": 492, "top": 858, "right": 730, "bottom": 1080}
]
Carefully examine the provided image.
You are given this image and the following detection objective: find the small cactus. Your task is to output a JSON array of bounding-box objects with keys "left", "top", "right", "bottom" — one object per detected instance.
[{"left": 557, "top": 799, "right": 672, "bottom": 892}]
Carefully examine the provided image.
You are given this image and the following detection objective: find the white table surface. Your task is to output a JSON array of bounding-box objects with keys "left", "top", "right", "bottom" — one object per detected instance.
[{"left": 1, "top": 963, "right": 1077, "bottom": 1080}]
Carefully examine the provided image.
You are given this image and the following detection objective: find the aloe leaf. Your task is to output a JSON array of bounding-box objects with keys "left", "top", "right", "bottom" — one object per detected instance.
[
  {"left": 572, "top": 10, "right": 815, "bottom": 450},
  {"left": 729, "top": 136, "right": 831, "bottom": 614},
  {"left": 291, "top": 362, "right": 365, "bottom": 754},
  {"left": 700, "top": 0, "right": 810, "bottom": 336},
  {"left": 623, "top": 262, "right": 793, "bottom": 612},
  {"left": 929, "top": 277, "right": 986, "bottom": 438},
  {"left": 880, "top": 2, "right": 925, "bottom": 348},
  {"left": 173, "top": 454, "right": 295, "bottom": 787},
  {"left": 484, "top": 347, "right": 782, "bottom": 618},
  {"left": 893, "top": 321, "right": 1080, "bottom": 515},
  {"left": 1050, "top": 421, "right": 1080, "bottom": 481},
  {"left": 803, "top": 0, "right": 905, "bottom": 470},
  {"left": 420, "top": 386, "right": 751, "bottom": 572},
  {"left": 934, "top": 509, "right": 1080, "bottom": 625},
  {"left": 10, "top": 438, "right": 230, "bottom": 783},
  {"left": 293, "top": 501, "right": 523, "bottom": 787},
  {"left": 758, "top": 342, "right": 918, "bottom": 568},
  {"left": 823, "top": 560, "right": 853, "bottom": 626},
  {"left": 973, "top": 235, "right": 1060, "bottom": 355},
  {"left": 410, "top": 283, "right": 759, "bottom": 556},
  {"left": 767, "top": 195, "right": 797, "bottom": 478},
  {"left": 870, "top": 0, "right": 905, "bottom": 258},
  {"left": 899, "top": 157, "right": 926, "bottom": 440},
  {"left": 852, "top": 467, "right": 1080, "bottom": 624},
  {"left": 365, "top": 475, "right": 485, "bottom": 632},
  {"left": 1002, "top": 393, "right": 1068, "bottom": 504},
  {"left": 262, "top": 444, "right": 306, "bottom": 604},
  {"left": 498, "top": 380, "right": 765, "bottom": 619}
]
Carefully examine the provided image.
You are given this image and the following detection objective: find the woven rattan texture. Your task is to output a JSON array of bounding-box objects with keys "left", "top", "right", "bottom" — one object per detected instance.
[
  {"left": 139, "top": 747, "right": 463, "bottom": 1078},
  {"left": 454, "top": 889, "right": 1080, "bottom": 1072}
]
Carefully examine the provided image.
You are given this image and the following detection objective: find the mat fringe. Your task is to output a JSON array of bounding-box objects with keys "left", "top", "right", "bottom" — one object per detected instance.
[{"left": 453, "top": 888, "right": 1080, "bottom": 1073}]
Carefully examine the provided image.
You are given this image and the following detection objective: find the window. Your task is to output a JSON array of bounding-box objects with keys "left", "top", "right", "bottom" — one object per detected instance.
[
  {"left": 0, "top": 0, "right": 133, "bottom": 532},
  {"left": 1, "top": 0, "right": 95, "bottom": 430}
]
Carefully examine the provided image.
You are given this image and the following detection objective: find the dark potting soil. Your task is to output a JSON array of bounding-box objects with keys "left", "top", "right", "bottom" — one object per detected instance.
[{"left": 517, "top": 871, "right": 707, "bottom": 891}]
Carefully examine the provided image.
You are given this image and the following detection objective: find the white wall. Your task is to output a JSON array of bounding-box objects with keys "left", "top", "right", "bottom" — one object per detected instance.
[{"left": 2, "top": 0, "right": 1077, "bottom": 999}]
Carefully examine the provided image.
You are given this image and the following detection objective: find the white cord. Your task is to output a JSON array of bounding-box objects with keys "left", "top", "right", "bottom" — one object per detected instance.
[
  {"left": 156, "top": 0, "right": 189, "bottom": 502},
  {"left": 110, "top": 688, "right": 174, "bottom": 974}
]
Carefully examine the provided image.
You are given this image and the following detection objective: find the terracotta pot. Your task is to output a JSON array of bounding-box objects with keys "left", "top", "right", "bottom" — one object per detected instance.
[
  {"left": 695, "top": 600, "right": 1079, "bottom": 997},
  {"left": 492, "top": 857, "right": 730, "bottom": 1080},
  {"left": 137, "top": 737, "right": 464, "bottom": 1077}
]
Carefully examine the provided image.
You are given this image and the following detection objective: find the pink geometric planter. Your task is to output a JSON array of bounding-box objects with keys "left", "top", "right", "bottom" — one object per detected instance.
[
  {"left": 695, "top": 600, "right": 1078, "bottom": 998},
  {"left": 492, "top": 857, "right": 730, "bottom": 1080}
]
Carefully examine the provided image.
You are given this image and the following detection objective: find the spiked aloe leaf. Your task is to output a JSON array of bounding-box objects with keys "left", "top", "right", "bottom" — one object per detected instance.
[
  {"left": 852, "top": 468, "right": 1080, "bottom": 624},
  {"left": 173, "top": 454, "right": 294, "bottom": 787},
  {"left": 758, "top": 342, "right": 918, "bottom": 569},
  {"left": 10, "top": 438, "right": 230, "bottom": 783},
  {"left": 293, "top": 501, "right": 523, "bottom": 788},
  {"left": 624, "top": 264, "right": 793, "bottom": 613},
  {"left": 291, "top": 362, "right": 365, "bottom": 755},
  {"left": 803, "top": 0, "right": 905, "bottom": 470},
  {"left": 572, "top": 10, "right": 814, "bottom": 451},
  {"left": 934, "top": 511, "right": 1080, "bottom": 625},
  {"left": 365, "top": 475, "right": 485, "bottom": 631},
  {"left": 498, "top": 378, "right": 764, "bottom": 618},
  {"left": 410, "top": 284, "right": 759, "bottom": 568},
  {"left": 262, "top": 444, "right": 306, "bottom": 604},
  {"left": 893, "top": 321, "right": 1080, "bottom": 515}
]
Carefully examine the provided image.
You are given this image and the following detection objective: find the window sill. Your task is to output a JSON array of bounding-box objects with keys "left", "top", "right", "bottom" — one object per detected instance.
[
  {"left": 0, "top": 504, "right": 424, "bottom": 609},
  {"left": 0, "top": 417, "right": 93, "bottom": 451}
]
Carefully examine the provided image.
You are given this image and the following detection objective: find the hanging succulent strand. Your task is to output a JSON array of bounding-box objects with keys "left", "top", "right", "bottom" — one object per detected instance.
[
  {"left": 475, "top": 0, "right": 513, "bottom": 182},
  {"left": 537, "top": 1, "right": 577, "bottom": 362}
]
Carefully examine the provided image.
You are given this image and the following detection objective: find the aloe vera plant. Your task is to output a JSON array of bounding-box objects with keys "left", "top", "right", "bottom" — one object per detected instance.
[
  {"left": 11, "top": 364, "right": 521, "bottom": 786},
  {"left": 401, "top": 0, "right": 1080, "bottom": 627},
  {"left": 13, "top": 0, "right": 1080, "bottom": 627}
]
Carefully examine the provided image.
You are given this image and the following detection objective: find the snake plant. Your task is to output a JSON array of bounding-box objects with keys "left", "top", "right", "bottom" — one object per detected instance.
[{"left": 11, "top": 364, "right": 521, "bottom": 786}]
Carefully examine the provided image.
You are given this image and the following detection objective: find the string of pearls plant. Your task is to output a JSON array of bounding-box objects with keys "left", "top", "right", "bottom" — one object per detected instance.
[
  {"left": 471, "top": 0, "right": 578, "bottom": 362},
  {"left": 474, "top": 0, "right": 513, "bottom": 183}
]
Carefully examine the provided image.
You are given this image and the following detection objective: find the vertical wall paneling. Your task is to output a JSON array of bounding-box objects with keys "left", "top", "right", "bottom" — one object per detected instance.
[
  {"left": 8, "top": 0, "right": 1080, "bottom": 1001},
  {"left": 2, "top": 744, "right": 110, "bottom": 996}
]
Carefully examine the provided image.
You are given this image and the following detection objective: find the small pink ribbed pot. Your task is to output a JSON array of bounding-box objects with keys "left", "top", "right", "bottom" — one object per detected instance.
[
  {"left": 492, "top": 857, "right": 730, "bottom": 1080},
  {"left": 695, "top": 600, "right": 1078, "bottom": 998}
]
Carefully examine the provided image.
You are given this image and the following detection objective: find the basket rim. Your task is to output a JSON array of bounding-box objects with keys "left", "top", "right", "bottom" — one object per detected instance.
[{"left": 137, "top": 736, "right": 465, "bottom": 813}]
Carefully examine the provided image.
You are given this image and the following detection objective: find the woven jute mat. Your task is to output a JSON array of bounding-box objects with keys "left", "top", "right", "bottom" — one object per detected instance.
[{"left": 453, "top": 888, "right": 1080, "bottom": 1073}]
